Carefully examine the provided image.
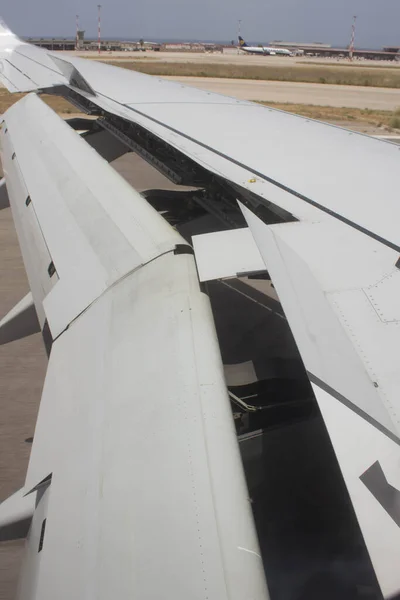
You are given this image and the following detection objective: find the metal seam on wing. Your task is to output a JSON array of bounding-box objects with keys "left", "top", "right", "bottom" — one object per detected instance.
[{"left": 308, "top": 372, "right": 400, "bottom": 447}]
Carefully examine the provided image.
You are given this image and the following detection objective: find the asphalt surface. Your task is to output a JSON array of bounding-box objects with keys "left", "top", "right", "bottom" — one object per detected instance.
[
  {"left": 0, "top": 207, "right": 47, "bottom": 600},
  {"left": 69, "top": 49, "right": 400, "bottom": 110},
  {"left": 162, "top": 76, "right": 400, "bottom": 110}
]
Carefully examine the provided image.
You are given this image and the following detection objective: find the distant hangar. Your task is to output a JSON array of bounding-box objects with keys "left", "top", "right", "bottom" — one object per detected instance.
[{"left": 271, "top": 40, "right": 400, "bottom": 60}]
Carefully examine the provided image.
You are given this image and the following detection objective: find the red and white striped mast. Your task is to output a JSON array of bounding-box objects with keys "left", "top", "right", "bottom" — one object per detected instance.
[
  {"left": 75, "top": 14, "right": 79, "bottom": 50},
  {"left": 349, "top": 15, "right": 357, "bottom": 60},
  {"left": 97, "top": 4, "right": 102, "bottom": 54}
]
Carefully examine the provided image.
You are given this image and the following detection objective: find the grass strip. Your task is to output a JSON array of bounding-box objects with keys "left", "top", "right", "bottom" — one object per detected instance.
[{"left": 103, "top": 60, "right": 400, "bottom": 88}]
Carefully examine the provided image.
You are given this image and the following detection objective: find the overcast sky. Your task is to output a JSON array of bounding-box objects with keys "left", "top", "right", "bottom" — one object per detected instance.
[{"left": 3, "top": 0, "right": 400, "bottom": 48}]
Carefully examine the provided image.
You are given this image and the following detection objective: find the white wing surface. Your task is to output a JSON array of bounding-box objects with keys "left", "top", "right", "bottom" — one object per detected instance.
[
  {"left": 0, "top": 94, "right": 268, "bottom": 600},
  {"left": 2, "top": 93, "right": 185, "bottom": 337},
  {"left": 0, "top": 23, "right": 67, "bottom": 91}
]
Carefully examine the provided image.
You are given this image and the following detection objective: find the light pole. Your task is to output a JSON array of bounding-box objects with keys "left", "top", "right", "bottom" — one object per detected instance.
[{"left": 237, "top": 19, "right": 242, "bottom": 53}]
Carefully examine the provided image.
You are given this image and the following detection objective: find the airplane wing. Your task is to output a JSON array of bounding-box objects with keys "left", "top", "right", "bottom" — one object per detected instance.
[
  {"left": 1, "top": 20, "right": 400, "bottom": 599},
  {"left": 0, "top": 93, "right": 268, "bottom": 600},
  {"left": 240, "top": 204, "right": 400, "bottom": 598}
]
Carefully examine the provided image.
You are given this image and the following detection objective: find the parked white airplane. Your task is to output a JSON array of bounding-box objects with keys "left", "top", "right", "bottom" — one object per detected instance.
[
  {"left": 238, "top": 36, "right": 292, "bottom": 56},
  {"left": 0, "top": 19, "right": 400, "bottom": 600}
]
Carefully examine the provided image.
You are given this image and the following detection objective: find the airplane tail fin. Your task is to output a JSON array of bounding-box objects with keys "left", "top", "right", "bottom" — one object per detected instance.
[{"left": 238, "top": 36, "right": 248, "bottom": 48}]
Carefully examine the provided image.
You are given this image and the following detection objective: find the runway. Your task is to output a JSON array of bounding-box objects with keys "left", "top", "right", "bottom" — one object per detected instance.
[
  {"left": 162, "top": 76, "right": 400, "bottom": 110},
  {"left": 80, "top": 49, "right": 400, "bottom": 69}
]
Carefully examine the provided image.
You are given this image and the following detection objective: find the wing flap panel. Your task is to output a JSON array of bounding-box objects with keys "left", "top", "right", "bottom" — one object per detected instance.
[
  {"left": 1, "top": 129, "right": 58, "bottom": 327},
  {"left": 1, "top": 94, "right": 184, "bottom": 337},
  {"left": 240, "top": 204, "right": 398, "bottom": 437},
  {"left": 314, "top": 384, "right": 400, "bottom": 599},
  {"left": 240, "top": 203, "right": 400, "bottom": 597},
  {"left": 0, "top": 57, "right": 39, "bottom": 92},
  {"left": 192, "top": 228, "right": 266, "bottom": 282},
  {"left": 24, "top": 252, "right": 269, "bottom": 600}
]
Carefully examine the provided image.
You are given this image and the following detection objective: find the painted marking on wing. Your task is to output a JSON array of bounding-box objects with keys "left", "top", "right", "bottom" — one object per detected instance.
[
  {"left": 237, "top": 546, "right": 262, "bottom": 559},
  {"left": 360, "top": 461, "right": 400, "bottom": 528},
  {"left": 308, "top": 372, "right": 400, "bottom": 447},
  {"left": 5, "top": 58, "right": 39, "bottom": 86},
  {"left": 0, "top": 70, "right": 19, "bottom": 92}
]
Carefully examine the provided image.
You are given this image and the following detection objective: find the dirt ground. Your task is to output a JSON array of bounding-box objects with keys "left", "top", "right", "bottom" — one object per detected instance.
[{"left": 0, "top": 207, "right": 47, "bottom": 599}]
